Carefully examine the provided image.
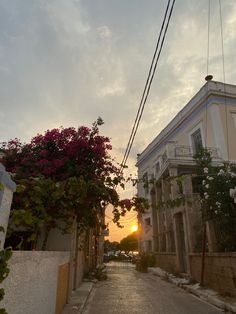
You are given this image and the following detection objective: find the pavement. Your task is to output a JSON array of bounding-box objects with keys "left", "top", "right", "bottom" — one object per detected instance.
[
  {"left": 148, "top": 266, "right": 236, "bottom": 313},
  {"left": 62, "top": 262, "right": 236, "bottom": 314},
  {"left": 62, "top": 281, "right": 94, "bottom": 314}
]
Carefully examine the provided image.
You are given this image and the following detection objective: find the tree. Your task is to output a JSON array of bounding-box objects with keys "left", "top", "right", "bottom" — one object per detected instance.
[
  {"left": 0, "top": 119, "right": 124, "bottom": 249},
  {"left": 120, "top": 232, "right": 138, "bottom": 254},
  {"left": 104, "top": 240, "right": 120, "bottom": 253}
]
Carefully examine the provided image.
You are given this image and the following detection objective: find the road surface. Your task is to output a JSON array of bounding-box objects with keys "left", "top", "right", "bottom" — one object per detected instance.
[{"left": 83, "top": 262, "right": 223, "bottom": 314}]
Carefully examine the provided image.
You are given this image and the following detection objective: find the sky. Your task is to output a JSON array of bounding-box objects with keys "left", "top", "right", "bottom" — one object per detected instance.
[{"left": 1, "top": 0, "right": 236, "bottom": 241}]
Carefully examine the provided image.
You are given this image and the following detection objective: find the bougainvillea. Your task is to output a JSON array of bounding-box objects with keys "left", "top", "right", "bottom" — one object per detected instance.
[
  {"left": 113, "top": 196, "right": 149, "bottom": 228},
  {"left": 1, "top": 120, "right": 116, "bottom": 181},
  {"left": 1, "top": 119, "right": 131, "bottom": 249}
]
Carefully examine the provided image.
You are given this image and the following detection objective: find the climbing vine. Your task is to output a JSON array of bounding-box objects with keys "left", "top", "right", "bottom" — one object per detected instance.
[{"left": 0, "top": 226, "right": 12, "bottom": 314}]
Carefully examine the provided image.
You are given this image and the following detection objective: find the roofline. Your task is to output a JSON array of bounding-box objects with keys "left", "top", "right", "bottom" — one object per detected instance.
[{"left": 137, "top": 80, "right": 236, "bottom": 166}]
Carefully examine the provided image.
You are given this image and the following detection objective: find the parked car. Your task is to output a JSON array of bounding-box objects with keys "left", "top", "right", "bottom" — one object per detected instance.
[{"left": 103, "top": 254, "right": 110, "bottom": 263}]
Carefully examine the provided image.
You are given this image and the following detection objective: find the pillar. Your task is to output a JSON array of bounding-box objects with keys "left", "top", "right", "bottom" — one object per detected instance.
[{"left": 0, "top": 164, "right": 16, "bottom": 249}]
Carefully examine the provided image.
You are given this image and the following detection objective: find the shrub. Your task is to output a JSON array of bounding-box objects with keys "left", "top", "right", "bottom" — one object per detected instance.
[{"left": 136, "top": 254, "right": 156, "bottom": 272}]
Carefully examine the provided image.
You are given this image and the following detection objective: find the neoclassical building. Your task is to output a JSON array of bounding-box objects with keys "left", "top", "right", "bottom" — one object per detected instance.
[{"left": 137, "top": 79, "right": 236, "bottom": 295}]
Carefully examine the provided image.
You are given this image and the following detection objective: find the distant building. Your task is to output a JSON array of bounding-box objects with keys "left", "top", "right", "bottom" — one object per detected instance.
[{"left": 137, "top": 80, "right": 236, "bottom": 296}]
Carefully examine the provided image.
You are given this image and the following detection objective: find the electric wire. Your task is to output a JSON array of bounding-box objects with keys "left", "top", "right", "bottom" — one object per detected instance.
[
  {"left": 119, "top": 0, "right": 176, "bottom": 173},
  {"left": 205, "top": 0, "right": 211, "bottom": 148},
  {"left": 119, "top": 215, "right": 137, "bottom": 223},
  {"left": 107, "top": 0, "right": 176, "bottom": 234},
  {"left": 119, "top": 0, "right": 172, "bottom": 173},
  {"left": 206, "top": 0, "right": 211, "bottom": 76},
  {"left": 219, "top": 0, "right": 229, "bottom": 161},
  {"left": 121, "top": 0, "right": 176, "bottom": 171},
  {"left": 106, "top": 213, "right": 137, "bottom": 224}
]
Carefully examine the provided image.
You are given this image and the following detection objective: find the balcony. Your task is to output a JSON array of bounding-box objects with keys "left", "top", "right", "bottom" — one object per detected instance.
[
  {"left": 174, "top": 145, "right": 219, "bottom": 159},
  {"left": 156, "top": 142, "right": 221, "bottom": 178},
  {"left": 163, "top": 142, "right": 220, "bottom": 160}
]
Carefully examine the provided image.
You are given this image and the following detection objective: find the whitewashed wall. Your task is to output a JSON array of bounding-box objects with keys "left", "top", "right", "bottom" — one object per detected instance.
[{"left": 1, "top": 251, "right": 70, "bottom": 314}]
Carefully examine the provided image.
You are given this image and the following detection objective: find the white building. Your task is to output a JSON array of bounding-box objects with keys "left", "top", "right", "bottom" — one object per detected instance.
[{"left": 137, "top": 79, "right": 236, "bottom": 296}]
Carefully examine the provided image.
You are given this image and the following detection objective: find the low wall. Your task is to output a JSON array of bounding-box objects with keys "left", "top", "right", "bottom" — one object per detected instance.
[
  {"left": 2, "top": 251, "right": 70, "bottom": 314},
  {"left": 189, "top": 253, "right": 236, "bottom": 297},
  {"left": 154, "top": 252, "right": 178, "bottom": 274}
]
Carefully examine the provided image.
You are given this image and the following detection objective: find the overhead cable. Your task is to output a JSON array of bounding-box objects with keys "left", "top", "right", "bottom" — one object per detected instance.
[{"left": 119, "top": 0, "right": 176, "bottom": 173}]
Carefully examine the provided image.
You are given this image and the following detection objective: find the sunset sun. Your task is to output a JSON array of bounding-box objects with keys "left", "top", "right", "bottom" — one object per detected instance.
[{"left": 131, "top": 225, "right": 138, "bottom": 232}]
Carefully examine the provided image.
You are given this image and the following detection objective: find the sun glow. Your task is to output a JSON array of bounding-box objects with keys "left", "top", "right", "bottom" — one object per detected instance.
[{"left": 131, "top": 225, "right": 138, "bottom": 232}]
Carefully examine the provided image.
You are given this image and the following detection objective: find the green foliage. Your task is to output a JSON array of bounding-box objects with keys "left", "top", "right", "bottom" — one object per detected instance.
[
  {"left": 120, "top": 232, "right": 138, "bottom": 253},
  {"left": 0, "top": 248, "right": 12, "bottom": 287},
  {"left": 156, "top": 196, "right": 185, "bottom": 210},
  {"left": 8, "top": 176, "right": 87, "bottom": 248},
  {"left": 1, "top": 120, "right": 130, "bottom": 249},
  {"left": 104, "top": 240, "right": 120, "bottom": 253},
  {"left": 193, "top": 148, "right": 236, "bottom": 251},
  {"left": 141, "top": 175, "right": 186, "bottom": 211},
  {"left": 85, "top": 264, "right": 107, "bottom": 281},
  {"left": 136, "top": 253, "right": 156, "bottom": 272},
  {"left": 113, "top": 196, "right": 149, "bottom": 228},
  {"left": 0, "top": 237, "right": 12, "bottom": 314}
]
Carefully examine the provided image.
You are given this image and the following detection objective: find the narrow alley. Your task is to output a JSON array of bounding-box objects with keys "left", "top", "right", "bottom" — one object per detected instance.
[{"left": 83, "top": 263, "right": 222, "bottom": 314}]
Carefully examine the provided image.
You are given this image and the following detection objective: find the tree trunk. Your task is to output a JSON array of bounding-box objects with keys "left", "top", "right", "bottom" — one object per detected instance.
[
  {"left": 42, "top": 226, "right": 50, "bottom": 251},
  {"left": 32, "top": 230, "right": 40, "bottom": 250}
]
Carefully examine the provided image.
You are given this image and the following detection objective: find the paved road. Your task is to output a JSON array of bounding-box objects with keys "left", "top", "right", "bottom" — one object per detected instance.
[{"left": 83, "top": 262, "right": 223, "bottom": 314}]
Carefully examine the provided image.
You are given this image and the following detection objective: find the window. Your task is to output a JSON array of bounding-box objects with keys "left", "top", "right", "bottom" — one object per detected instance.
[
  {"left": 191, "top": 128, "right": 203, "bottom": 154},
  {"left": 155, "top": 161, "right": 160, "bottom": 176}
]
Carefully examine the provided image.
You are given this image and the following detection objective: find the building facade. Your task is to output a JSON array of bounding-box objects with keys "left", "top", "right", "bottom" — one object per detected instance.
[{"left": 137, "top": 80, "right": 236, "bottom": 295}]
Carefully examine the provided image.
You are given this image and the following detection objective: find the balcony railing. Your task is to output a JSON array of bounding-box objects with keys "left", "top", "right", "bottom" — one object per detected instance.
[
  {"left": 174, "top": 145, "right": 219, "bottom": 158},
  {"left": 163, "top": 143, "right": 220, "bottom": 160},
  {"left": 175, "top": 145, "right": 192, "bottom": 157},
  {"left": 154, "top": 143, "right": 221, "bottom": 179}
]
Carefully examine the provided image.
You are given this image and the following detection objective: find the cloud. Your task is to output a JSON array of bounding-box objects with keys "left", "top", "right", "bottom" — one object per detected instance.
[
  {"left": 1, "top": 0, "right": 236, "bottom": 240},
  {"left": 97, "top": 25, "right": 111, "bottom": 40},
  {"left": 44, "top": 0, "right": 90, "bottom": 41},
  {"left": 0, "top": 1, "right": 236, "bottom": 158}
]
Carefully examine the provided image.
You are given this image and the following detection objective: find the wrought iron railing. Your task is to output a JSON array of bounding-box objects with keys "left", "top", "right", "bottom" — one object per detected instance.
[
  {"left": 155, "top": 145, "right": 220, "bottom": 178},
  {"left": 175, "top": 145, "right": 192, "bottom": 157}
]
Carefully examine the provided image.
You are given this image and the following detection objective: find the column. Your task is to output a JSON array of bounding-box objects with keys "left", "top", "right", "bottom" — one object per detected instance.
[{"left": 0, "top": 164, "right": 16, "bottom": 249}]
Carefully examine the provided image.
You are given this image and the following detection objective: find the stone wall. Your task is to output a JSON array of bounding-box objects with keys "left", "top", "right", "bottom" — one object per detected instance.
[
  {"left": 155, "top": 252, "right": 178, "bottom": 274},
  {"left": 2, "top": 251, "right": 70, "bottom": 314},
  {"left": 189, "top": 253, "right": 236, "bottom": 297}
]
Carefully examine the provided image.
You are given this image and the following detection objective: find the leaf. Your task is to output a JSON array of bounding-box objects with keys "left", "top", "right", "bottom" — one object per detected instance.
[
  {"left": 27, "top": 233, "right": 37, "bottom": 242},
  {"left": 16, "top": 184, "right": 25, "bottom": 193}
]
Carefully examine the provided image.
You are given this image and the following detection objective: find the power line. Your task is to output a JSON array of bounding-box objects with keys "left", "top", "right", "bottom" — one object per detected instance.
[
  {"left": 219, "top": 0, "right": 229, "bottom": 161},
  {"left": 206, "top": 0, "right": 211, "bottom": 76},
  {"left": 119, "top": 215, "right": 137, "bottom": 223},
  {"left": 119, "top": 0, "right": 176, "bottom": 173},
  {"left": 107, "top": 0, "right": 176, "bottom": 229},
  {"left": 120, "top": 0, "right": 172, "bottom": 171},
  {"left": 106, "top": 213, "right": 137, "bottom": 224}
]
